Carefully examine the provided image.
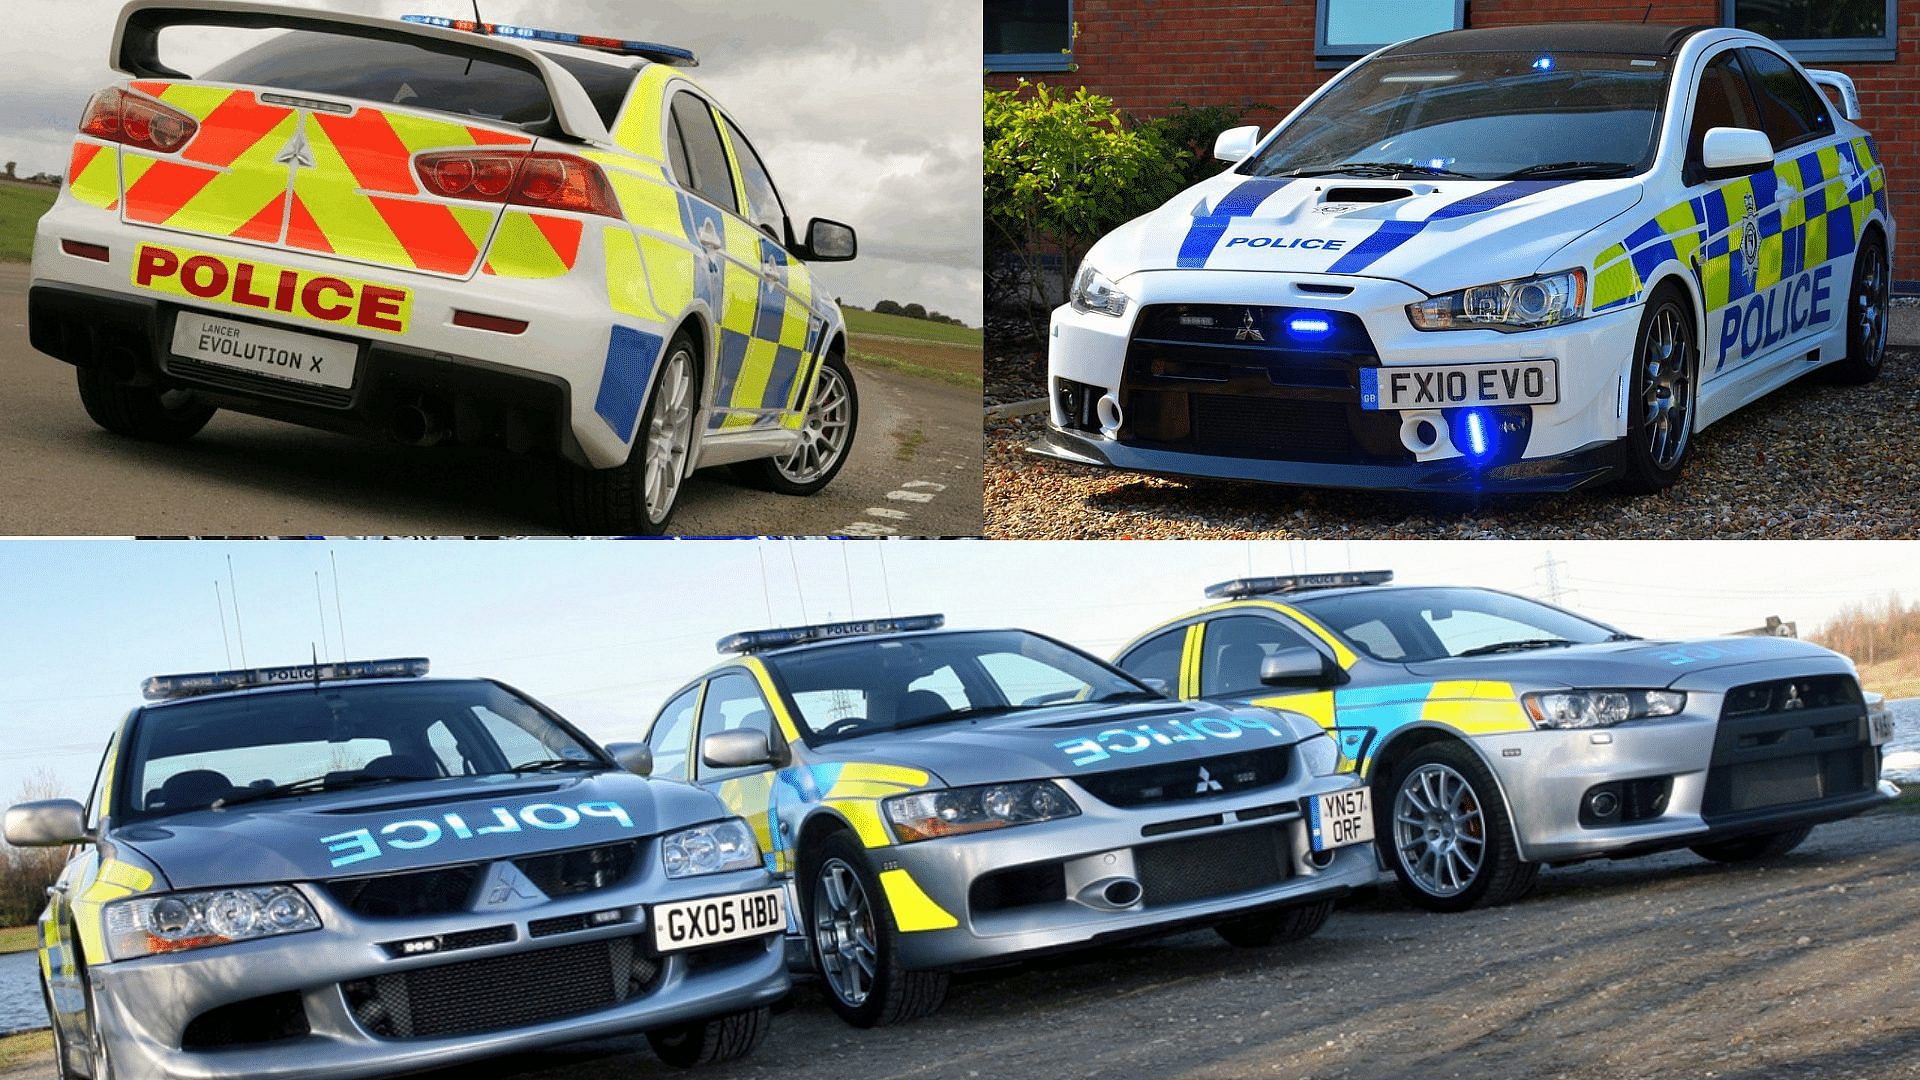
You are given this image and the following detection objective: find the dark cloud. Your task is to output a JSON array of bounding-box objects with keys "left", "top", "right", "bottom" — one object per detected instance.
[{"left": 0, "top": 0, "right": 982, "bottom": 319}]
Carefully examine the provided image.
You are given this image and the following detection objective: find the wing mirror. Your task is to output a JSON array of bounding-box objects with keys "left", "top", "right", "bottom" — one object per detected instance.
[
  {"left": 1699, "top": 127, "right": 1775, "bottom": 183},
  {"left": 800, "top": 218, "right": 857, "bottom": 262},
  {"left": 3, "top": 799, "right": 91, "bottom": 847},
  {"left": 1806, "top": 69, "right": 1860, "bottom": 121},
  {"left": 702, "top": 729, "right": 789, "bottom": 770},
  {"left": 1259, "top": 647, "right": 1347, "bottom": 689},
  {"left": 604, "top": 742, "right": 653, "bottom": 778},
  {"left": 1214, "top": 125, "right": 1261, "bottom": 163}
]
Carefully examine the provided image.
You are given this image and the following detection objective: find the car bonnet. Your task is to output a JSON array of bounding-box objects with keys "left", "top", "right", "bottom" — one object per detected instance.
[
  {"left": 1399, "top": 634, "right": 1847, "bottom": 689},
  {"left": 1096, "top": 170, "right": 1644, "bottom": 293},
  {"left": 111, "top": 770, "right": 717, "bottom": 890}
]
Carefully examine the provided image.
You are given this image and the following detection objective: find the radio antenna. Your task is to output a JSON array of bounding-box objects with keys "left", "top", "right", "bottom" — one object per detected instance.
[
  {"left": 227, "top": 554, "right": 249, "bottom": 667},
  {"left": 463, "top": 0, "right": 482, "bottom": 75},
  {"left": 1642, "top": 3, "right": 1653, "bottom": 22}
]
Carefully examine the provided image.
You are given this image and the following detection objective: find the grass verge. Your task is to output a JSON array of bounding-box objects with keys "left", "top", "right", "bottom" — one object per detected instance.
[
  {"left": 0, "top": 1030, "right": 50, "bottom": 1070},
  {"left": 0, "top": 927, "right": 36, "bottom": 956},
  {"left": 844, "top": 308, "right": 981, "bottom": 347},
  {"left": 0, "top": 182, "right": 56, "bottom": 263},
  {"left": 850, "top": 351, "right": 981, "bottom": 389}
]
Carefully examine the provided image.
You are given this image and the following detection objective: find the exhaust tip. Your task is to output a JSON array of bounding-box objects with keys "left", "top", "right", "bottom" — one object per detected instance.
[
  {"left": 1306, "top": 848, "right": 1336, "bottom": 870},
  {"left": 1102, "top": 879, "right": 1142, "bottom": 907},
  {"left": 1075, "top": 875, "right": 1142, "bottom": 910}
]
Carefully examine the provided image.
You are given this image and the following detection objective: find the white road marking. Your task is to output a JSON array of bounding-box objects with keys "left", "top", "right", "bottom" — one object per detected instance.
[
  {"left": 840, "top": 478, "right": 948, "bottom": 536},
  {"left": 886, "top": 490, "right": 936, "bottom": 503},
  {"left": 841, "top": 521, "right": 899, "bottom": 536},
  {"left": 867, "top": 507, "right": 911, "bottom": 520},
  {"left": 902, "top": 481, "right": 946, "bottom": 491}
]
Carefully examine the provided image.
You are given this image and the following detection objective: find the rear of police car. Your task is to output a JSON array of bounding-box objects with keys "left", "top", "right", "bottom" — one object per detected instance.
[{"left": 30, "top": 1, "right": 668, "bottom": 479}]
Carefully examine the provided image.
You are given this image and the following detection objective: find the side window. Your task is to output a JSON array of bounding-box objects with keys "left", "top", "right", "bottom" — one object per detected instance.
[
  {"left": 669, "top": 92, "right": 738, "bottom": 214},
  {"left": 426, "top": 721, "right": 471, "bottom": 777},
  {"left": 1116, "top": 629, "right": 1185, "bottom": 692},
  {"left": 85, "top": 736, "right": 118, "bottom": 830},
  {"left": 1740, "top": 48, "right": 1834, "bottom": 150},
  {"left": 696, "top": 672, "right": 776, "bottom": 781},
  {"left": 648, "top": 687, "right": 700, "bottom": 783},
  {"left": 721, "top": 117, "right": 788, "bottom": 242},
  {"left": 1199, "top": 615, "right": 1322, "bottom": 698},
  {"left": 1689, "top": 52, "right": 1761, "bottom": 166},
  {"left": 1341, "top": 619, "right": 1407, "bottom": 661},
  {"left": 666, "top": 113, "right": 696, "bottom": 196}
]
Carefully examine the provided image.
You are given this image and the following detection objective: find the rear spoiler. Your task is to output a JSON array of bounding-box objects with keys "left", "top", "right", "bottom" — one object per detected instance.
[
  {"left": 1806, "top": 69, "right": 1861, "bottom": 122},
  {"left": 110, "top": 0, "right": 613, "bottom": 144}
]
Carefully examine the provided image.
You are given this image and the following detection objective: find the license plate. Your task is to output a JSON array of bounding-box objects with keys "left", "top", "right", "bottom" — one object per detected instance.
[
  {"left": 1306, "top": 787, "right": 1374, "bottom": 853},
  {"left": 651, "top": 888, "right": 787, "bottom": 953},
  {"left": 171, "top": 312, "right": 358, "bottom": 390},
  {"left": 1870, "top": 709, "right": 1895, "bottom": 746},
  {"left": 1360, "top": 361, "right": 1558, "bottom": 410}
]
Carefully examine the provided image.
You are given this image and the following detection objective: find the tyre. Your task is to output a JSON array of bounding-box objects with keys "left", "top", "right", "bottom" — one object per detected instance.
[
  {"left": 732, "top": 351, "right": 858, "bottom": 496},
  {"left": 1378, "top": 741, "right": 1537, "bottom": 913},
  {"left": 74, "top": 368, "right": 214, "bottom": 444},
  {"left": 1614, "top": 282, "right": 1699, "bottom": 494},
  {"left": 1690, "top": 825, "right": 1812, "bottom": 864},
  {"left": 1214, "top": 898, "right": 1334, "bottom": 948},
  {"left": 1828, "top": 230, "right": 1889, "bottom": 385},
  {"left": 803, "top": 831, "right": 947, "bottom": 1027},
  {"left": 557, "top": 330, "right": 700, "bottom": 534},
  {"left": 646, "top": 1005, "right": 771, "bottom": 1068}
]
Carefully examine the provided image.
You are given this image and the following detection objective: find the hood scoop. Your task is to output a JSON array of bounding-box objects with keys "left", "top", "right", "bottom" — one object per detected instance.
[
  {"left": 315, "top": 781, "right": 567, "bottom": 815},
  {"left": 1036, "top": 705, "right": 1193, "bottom": 729},
  {"left": 1321, "top": 186, "right": 1414, "bottom": 205}
]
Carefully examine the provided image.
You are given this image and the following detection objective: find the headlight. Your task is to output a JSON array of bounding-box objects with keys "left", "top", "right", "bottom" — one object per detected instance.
[
  {"left": 1070, "top": 262, "right": 1130, "bottom": 318},
  {"left": 884, "top": 782, "right": 1079, "bottom": 842},
  {"left": 1407, "top": 269, "right": 1586, "bottom": 332},
  {"left": 661, "top": 818, "right": 762, "bottom": 879},
  {"left": 104, "top": 886, "right": 320, "bottom": 960},
  {"left": 1297, "top": 734, "right": 1340, "bottom": 776},
  {"left": 1524, "top": 690, "right": 1686, "bottom": 729}
]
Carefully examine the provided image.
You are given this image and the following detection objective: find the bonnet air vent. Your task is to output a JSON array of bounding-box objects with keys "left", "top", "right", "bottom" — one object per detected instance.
[{"left": 1322, "top": 186, "right": 1413, "bottom": 204}]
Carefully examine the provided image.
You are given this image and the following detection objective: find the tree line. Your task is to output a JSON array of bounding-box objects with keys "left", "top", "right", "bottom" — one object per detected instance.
[
  {"left": 858, "top": 300, "right": 969, "bottom": 326},
  {"left": 0, "top": 771, "right": 69, "bottom": 929},
  {"left": 1810, "top": 593, "right": 1920, "bottom": 668}
]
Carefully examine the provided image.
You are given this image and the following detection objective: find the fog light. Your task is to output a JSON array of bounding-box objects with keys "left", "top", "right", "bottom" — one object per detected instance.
[{"left": 1588, "top": 790, "right": 1619, "bottom": 819}]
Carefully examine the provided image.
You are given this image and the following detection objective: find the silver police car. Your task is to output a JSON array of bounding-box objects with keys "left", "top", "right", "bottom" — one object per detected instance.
[
  {"left": 643, "top": 616, "right": 1375, "bottom": 1027},
  {"left": 6, "top": 659, "right": 788, "bottom": 1078}
]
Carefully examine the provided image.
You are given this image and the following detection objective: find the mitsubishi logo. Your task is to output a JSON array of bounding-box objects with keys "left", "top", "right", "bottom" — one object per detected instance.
[
  {"left": 1235, "top": 310, "right": 1265, "bottom": 342},
  {"left": 475, "top": 863, "right": 548, "bottom": 911},
  {"left": 273, "top": 126, "right": 316, "bottom": 170},
  {"left": 1195, "top": 766, "right": 1225, "bottom": 794},
  {"left": 1782, "top": 683, "right": 1804, "bottom": 710}
]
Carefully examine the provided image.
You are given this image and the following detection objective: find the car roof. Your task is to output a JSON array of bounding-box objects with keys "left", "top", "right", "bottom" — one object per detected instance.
[
  {"left": 746, "top": 627, "right": 1015, "bottom": 662},
  {"left": 1383, "top": 23, "right": 1711, "bottom": 58},
  {"left": 1220, "top": 582, "right": 1502, "bottom": 606},
  {"left": 141, "top": 675, "right": 485, "bottom": 711}
]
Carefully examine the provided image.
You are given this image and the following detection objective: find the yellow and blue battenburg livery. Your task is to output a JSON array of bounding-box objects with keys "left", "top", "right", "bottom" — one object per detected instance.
[{"left": 1037, "top": 23, "right": 1894, "bottom": 495}]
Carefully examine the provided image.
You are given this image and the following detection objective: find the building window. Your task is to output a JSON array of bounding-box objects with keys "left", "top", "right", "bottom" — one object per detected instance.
[
  {"left": 1316, "top": 0, "right": 1464, "bottom": 64},
  {"left": 986, "top": 0, "right": 1072, "bottom": 72},
  {"left": 1724, "top": 0, "right": 1898, "bottom": 63}
]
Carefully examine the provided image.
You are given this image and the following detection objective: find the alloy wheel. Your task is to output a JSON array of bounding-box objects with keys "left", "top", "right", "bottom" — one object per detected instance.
[
  {"left": 812, "top": 857, "right": 879, "bottom": 1007},
  {"left": 1393, "top": 762, "right": 1487, "bottom": 897},
  {"left": 643, "top": 347, "right": 696, "bottom": 522},
  {"left": 775, "top": 364, "right": 853, "bottom": 483},
  {"left": 1640, "top": 303, "right": 1692, "bottom": 470},
  {"left": 1854, "top": 244, "right": 1889, "bottom": 368}
]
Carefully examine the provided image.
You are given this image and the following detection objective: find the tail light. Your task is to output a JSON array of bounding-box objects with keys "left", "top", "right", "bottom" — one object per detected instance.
[
  {"left": 414, "top": 151, "right": 622, "bottom": 218},
  {"left": 79, "top": 88, "right": 198, "bottom": 154}
]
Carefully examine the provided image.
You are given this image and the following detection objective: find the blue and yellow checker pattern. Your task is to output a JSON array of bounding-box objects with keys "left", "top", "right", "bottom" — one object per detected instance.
[{"left": 1590, "top": 135, "right": 1887, "bottom": 318}]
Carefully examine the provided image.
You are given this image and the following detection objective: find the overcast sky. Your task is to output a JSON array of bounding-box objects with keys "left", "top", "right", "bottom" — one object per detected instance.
[
  {"left": 0, "top": 538, "right": 1914, "bottom": 803},
  {"left": 0, "top": 0, "right": 982, "bottom": 321}
]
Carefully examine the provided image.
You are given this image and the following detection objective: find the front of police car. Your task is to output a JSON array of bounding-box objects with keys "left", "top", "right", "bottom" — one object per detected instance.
[
  {"left": 758, "top": 626, "right": 1376, "bottom": 973},
  {"left": 81, "top": 661, "right": 786, "bottom": 1078},
  {"left": 1037, "top": 25, "right": 1697, "bottom": 492}
]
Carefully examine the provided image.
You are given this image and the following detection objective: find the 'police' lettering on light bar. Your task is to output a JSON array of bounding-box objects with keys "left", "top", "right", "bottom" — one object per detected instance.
[
  {"left": 718, "top": 615, "right": 946, "bottom": 654},
  {"left": 400, "top": 15, "right": 699, "bottom": 65},
  {"left": 143, "top": 658, "right": 430, "bottom": 701},
  {"left": 1204, "top": 571, "right": 1394, "bottom": 600}
]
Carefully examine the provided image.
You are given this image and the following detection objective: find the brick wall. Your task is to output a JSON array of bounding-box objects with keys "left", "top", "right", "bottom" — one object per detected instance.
[{"left": 987, "top": 1, "right": 1917, "bottom": 285}]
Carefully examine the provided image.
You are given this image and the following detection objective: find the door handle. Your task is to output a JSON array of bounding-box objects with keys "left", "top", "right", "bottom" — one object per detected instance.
[
  {"left": 697, "top": 219, "right": 724, "bottom": 251},
  {"left": 46, "top": 883, "right": 67, "bottom": 898}
]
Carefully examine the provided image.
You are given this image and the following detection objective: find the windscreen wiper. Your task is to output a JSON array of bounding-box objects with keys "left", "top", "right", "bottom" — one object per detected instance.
[
  {"left": 891, "top": 703, "right": 1042, "bottom": 732},
  {"left": 1287, "top": 161, "right": 1483, "bottom": 179},
  {"left": 1456, "top": 638, "right": 1576, "bottom": 658},
  {"left": 211, "top": 773, "right": 423, "bottom": 810},
  {"left": 508, "top": 758, "right": 605, "bottom": 774},
  {"left": 1092, "top": 689, "right": 1167, "bottom": 703},
  {"left": 1502, "top": 160, "right": 1637, "bottom": 179}
]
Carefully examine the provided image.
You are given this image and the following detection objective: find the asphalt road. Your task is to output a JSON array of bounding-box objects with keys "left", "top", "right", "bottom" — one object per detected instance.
[
  {"left": 17, "top": 801, "right": 1913, "bottom": 1079},
  {"left": 0, "top": 265, "right": 980, "bottom": 536}
]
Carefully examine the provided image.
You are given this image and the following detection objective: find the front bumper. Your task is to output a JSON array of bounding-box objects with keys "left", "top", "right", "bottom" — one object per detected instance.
[
  {"left": 31, "top": 200, "right": 632, "bottom": 468},
  {"left": 89, "top": 867, "right": 788, "bottom": 1080},
  {"left": 1034, "top": 269, "right": 1645, "bottom": 493},
  {"left": 869, "top": 773, "right": 1373, "bottom": 971}
]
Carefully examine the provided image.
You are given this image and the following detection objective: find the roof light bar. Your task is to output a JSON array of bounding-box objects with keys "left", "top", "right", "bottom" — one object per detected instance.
[
  {"left": 400, "top": 15, "right": 699, "bottom": 66},
  {"left": 143, "top": 659, "right": 431, "bottom": 701},
  {"left": 718, "top": 616, "right": 946, "bottom": 655},
  {"left": 1204, "top": 571, "right": 1394, "bottom": 600}
]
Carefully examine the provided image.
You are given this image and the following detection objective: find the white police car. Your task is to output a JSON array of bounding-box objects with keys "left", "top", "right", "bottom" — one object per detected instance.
[{"left": 1035, "top": 24, "right": 1892, "bottom": 493}]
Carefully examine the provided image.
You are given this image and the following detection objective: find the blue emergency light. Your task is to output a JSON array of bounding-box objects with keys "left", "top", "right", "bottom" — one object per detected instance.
[
  {"left": 143, "top": 659, "right": 431, "bottom": 701},
  {"left": 1204, "top": 571, "right": 1394, "bottom": 600},
  {"left": 718, "top": 616, "right": 946, "bottom": 655},
  {"left": 1285, "top": 314, "right": 1333, "bottom": 339},
  {"left": 401, "top": 15, "right": 699, "bottom": 66}
]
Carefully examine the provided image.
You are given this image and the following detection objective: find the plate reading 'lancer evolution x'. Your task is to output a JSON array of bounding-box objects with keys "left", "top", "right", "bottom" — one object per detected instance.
[
  {"left": 1307, "top": 788, "right": 1375, "bottom": 852},
  {"left": 171, "top": 312, "right": 358, "bottom": 390},
  {"left": 653, "top": 889, "right": 789, "bottom": 953},
  {"left": 1360, "top": 362, "right": 1557, "bottom": 411}
]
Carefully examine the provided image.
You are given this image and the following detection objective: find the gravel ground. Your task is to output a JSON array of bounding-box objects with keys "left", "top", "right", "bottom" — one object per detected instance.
[{"left": 984, "top": 345, "right": 1920, "bottom": 539}]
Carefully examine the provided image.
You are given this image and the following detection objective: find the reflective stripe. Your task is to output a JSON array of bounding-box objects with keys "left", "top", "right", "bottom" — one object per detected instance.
[
  {"left": 879, "top": 869, "right": 959, "bottom": 932},
  {"left": 67, "top": 142, "right": 116, "bottom": 209},
  {"left": 1326, "top": 180, "right": 1573, "bottom": 275},
  {"left": 1178, "top": 178, "right": 1291, "bottom": 269}
]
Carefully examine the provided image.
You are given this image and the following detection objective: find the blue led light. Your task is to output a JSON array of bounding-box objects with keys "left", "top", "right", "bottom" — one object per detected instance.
[
  {"left": 401, "top": 15, "right": 699, "bottom": 65},
  {"left": 1532, "top": 56, "right": 1555, "bottom": 71},
  {"left": 1464, "top": 410, "right": 1491, "bottom": 457},
  {"left": 1286, "top": 314, "right": 1333, "bottom": 339}
]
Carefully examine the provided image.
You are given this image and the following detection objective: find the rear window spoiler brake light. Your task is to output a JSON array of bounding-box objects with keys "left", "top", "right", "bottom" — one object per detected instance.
[
  {"left": 110, "top": 0, "right": 612, "bottom": 144},
  {"left": 1806, "top": 69, "right": 1860, "bottom": 122}
]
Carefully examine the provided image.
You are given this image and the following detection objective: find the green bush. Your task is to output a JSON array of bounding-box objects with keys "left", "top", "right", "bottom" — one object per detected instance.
[{"left": 984, "top": 81, "right": 1187, "bottom": 337}]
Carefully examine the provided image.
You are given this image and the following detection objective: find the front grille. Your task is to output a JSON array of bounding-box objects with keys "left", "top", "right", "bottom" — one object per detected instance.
[
  {"left": 1116, "top": 304, "right": 1407, "bottom": 464},
  {"left": 1703, "top": 675, "right": 1874, "bottom": 821},
  {"left": 379, "top": 924, "right": 515, "bottom": 958},
  {"left": 1135, "top": 825, "right": 1289, "bottom": 906},
  {"left": 344, "top": 935, "right": 661, "bottom": 1040},
  {"left": 1077, "top": 745, "right": 1293, "bottom": 809},
  {"left": 326, "top": 841, "right": 641, "bottom": 918}
]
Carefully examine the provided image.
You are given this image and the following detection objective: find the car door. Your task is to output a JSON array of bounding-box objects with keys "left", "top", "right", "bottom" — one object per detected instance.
[
  {"left": 42, "top": 734, "right": 117, "bottom": 1017},
  {"left": 1188, "top": 613, "right": 1358, "bottom": 768},
  {"left": 692, "top": 670, "right": 784, "bottom": 871}
]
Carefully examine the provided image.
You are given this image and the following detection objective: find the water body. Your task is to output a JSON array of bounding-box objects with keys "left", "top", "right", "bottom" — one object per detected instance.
[
  {"left": 1883, "top": 697, "right": 1920, "bottom": 783},
  {"left": 0, "top": 948, "right": 41, "bottom": 1035}
]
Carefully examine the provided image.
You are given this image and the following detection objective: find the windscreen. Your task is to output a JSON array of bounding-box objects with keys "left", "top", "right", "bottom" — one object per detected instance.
[
  {"left": 1243, "top": 51, "right": 1672, "bottom": 181},
  {"left": 122, "top": 681, "right": 604, "bottom": 820},
  {"left": 764, "top": 631, "right": 1150, "bottom": 745},
  {"left": 1296, "top": 588, "right": 1623, "bottom": 663}
]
